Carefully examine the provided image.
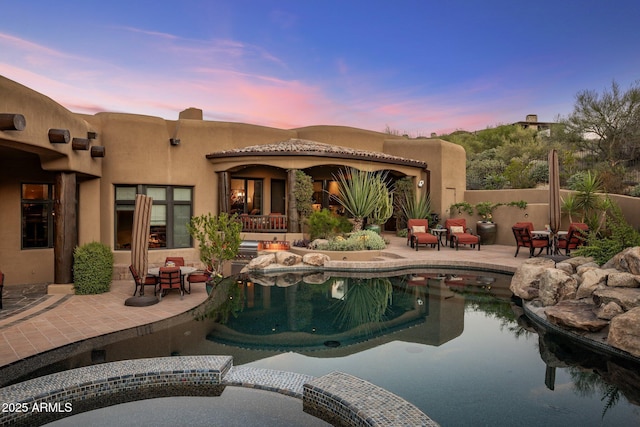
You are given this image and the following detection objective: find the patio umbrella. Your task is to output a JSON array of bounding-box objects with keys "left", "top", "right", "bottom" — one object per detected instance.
[
  {"left": 548, "top": 149, "right": 561, "bottom": 255},
  {"left": 125, "top": 194, "right": 158, "bottom": 306}
]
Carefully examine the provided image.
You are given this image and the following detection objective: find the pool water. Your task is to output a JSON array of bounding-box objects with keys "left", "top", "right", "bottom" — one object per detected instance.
[{"left": 16, "top": 269, "right": 640, "bottom": 426}]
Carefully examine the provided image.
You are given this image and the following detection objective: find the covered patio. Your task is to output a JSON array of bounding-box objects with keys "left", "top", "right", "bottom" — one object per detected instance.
[{"left": 207, "top": 138, "right": 430, "bottom": 234}]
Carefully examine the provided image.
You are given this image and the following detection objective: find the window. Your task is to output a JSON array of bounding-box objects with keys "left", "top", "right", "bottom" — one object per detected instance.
[
  {"left": 115, "top": 185, "right": 192, "bottom": 250},
  {"left": 21, "top": 183, "right": 55, "bottom": 249}
]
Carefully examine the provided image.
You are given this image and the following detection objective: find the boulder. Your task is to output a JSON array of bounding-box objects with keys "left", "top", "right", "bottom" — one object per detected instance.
[
  {"left": 563, "top": 256, "right": 595, "bottom": 269},
  {"left": 607, "top": 272, "right": 640, "bottom": 288},
  {"left": 603, "top": 246, "right": 640, "bottom": 274},
  {"left": 607, "top": 307, "right": 640, "bottom": 357},
  {"left": 576, "top": 269, "right": 609, "bottom": 299},
  {"left": 539, "top": 268, "right": 578, "bottom": 306},
  {"left": 593, "top": 287, "right": 640, "bottom": 311},
  {"left": 576, "top": 262, "right": 600, "bottom": 275},
  {"left": 595, "top": 301, "right": 624, "bottom": 320},
  {"left": 303, "top": 252, "right": 330, "bottom": 267},
  {"left": 555, "top": 262, "right": 574, "bottom": 275},
  {"left": 275, "top": 251, "right": 302, "bottom": 266},
  {"left": 510, "top": 257, "right": 556, "bottom": 300},
  {"left": 246, "top": 254, "right": 276, "bottom": 270},
  {"left": 545, "top": 300, "right": 609, "bottom": 332}
]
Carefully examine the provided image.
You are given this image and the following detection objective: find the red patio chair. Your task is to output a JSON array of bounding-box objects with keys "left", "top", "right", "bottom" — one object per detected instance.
[
  {"left": 558, "top": 223, "right": 589, "bottom": 255},
  {"left": 164, "top": 257, "right": 185, "bottom": 266},
  {"left": 445, "top": 218, "right": 480, "bottom": 250},
  {"left": 511, "top": 222, "right": 549, "bottom": 257},
  {"left": 158, "top": 266, "right": 183, "bottom": 300},
  {"left": 129, "top": 265, "right": 158, "bottom": 296},
  {"left": 407, "top": 219, "right": 440, "bottom": 251}
]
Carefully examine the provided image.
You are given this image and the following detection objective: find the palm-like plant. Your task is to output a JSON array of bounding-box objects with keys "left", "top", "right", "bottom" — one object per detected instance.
[{"left": 332, "top": 168, "right": 389, "bottom": 231}]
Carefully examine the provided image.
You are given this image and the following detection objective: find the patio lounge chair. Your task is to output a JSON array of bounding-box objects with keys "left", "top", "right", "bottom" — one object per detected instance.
[
  {"left": 407, "top": 219, "right": 440, "bottom": 251},
  {"left": 158, "top": 266, "right": 183, "bottom": 300},
  {"left": 558, "top": 222, "right": 589, "bottom": 255},
  {"left": 128, "top": 265, "right": 158, "bottom": 296},
  {"left": 444, "top": 218, "right": 480, "bottom": 251},
  {"left": 511, "top": 222, "right": 549, "bottom": 257}
]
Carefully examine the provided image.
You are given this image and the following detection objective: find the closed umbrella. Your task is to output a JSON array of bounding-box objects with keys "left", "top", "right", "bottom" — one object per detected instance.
[
  {"left": 125, "top": 194, "right": 158, "bottom": 306},
  {"left": 548, "top": 149, "right": 561, "bottom": 255}
]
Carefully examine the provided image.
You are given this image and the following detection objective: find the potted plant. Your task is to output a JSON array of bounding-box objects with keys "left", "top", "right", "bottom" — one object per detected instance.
[{"left": 474, "top": 202, "right": 499, "bottom": 245}]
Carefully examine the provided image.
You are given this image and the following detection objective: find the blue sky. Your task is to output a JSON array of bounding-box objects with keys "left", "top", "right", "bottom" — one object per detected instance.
[{"left": 1, "top": 1, "right": 638, "bottom": 135}]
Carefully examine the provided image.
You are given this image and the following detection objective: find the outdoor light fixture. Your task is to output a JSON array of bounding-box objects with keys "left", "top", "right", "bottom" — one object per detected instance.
[
  {"left": 418, "top": 180, "right": 425, "bottom": 188},
  {"left": 170, "top": 138, "right": 180, "bottom": 146}
]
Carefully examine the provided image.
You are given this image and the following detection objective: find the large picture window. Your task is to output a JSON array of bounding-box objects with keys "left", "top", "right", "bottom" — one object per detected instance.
[
  {"left": 115, "top": 185, "right": 193, "bottom": 250},
  {"left": 21, "top": 183, "right": 55, "bottom": 249}
]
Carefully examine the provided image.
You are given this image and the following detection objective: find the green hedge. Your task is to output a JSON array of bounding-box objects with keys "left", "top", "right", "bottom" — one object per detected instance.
[{"left": 73, "top": 242, "right": 114, "bottom": 294}]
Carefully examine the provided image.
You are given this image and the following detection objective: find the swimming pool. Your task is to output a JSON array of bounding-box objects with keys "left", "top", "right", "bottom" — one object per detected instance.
[{"left": 10, "top": 268, "right": 640, "bottom": 426}]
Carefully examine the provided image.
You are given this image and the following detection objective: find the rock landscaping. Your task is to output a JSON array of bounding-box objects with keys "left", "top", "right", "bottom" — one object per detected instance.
[{"left": 510, "top": 247, "right": 640, "bottom": 358}]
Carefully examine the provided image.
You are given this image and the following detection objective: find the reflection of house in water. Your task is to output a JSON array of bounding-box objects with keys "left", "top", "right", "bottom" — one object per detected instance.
[{"left": 202, "top": 271, "right": 503, "bottom": 353}]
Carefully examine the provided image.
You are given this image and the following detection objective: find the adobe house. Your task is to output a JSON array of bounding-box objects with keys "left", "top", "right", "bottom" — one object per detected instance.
[{"left": 0, "top": 75, "right": 466, "bottom": 286}]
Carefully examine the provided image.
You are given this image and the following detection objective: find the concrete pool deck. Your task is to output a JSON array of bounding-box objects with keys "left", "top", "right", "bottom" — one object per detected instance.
[{"left": 0, "top": 235, "right": 526, "bottom": 370}]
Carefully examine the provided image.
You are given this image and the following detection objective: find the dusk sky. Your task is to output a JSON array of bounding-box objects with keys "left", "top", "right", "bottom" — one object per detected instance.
[{"left": 2, "top": 1, "right": 638, "bottom": 135}]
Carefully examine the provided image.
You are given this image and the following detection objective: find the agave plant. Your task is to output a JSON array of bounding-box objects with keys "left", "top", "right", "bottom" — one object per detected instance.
[
  {"left": 401, "top": 191, "right": 432, "bottom": 221},
  {"left": 332, "top": 168, "right": 389, "bottom": 231}
]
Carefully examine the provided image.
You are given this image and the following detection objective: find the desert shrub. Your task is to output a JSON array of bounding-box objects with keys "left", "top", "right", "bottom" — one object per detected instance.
[
  {"left": 574, "top": 203, "right": 640, "bottom": 264},
  {"left": 73, "top": 242, "right": 114, "bottom": 294},
  {"left": 629, "top": 184, "right": 640, "bottom": 197},
  {"left": 317, "top": 230, "right": 386, "bottom": 251},
  {"left": 307, "top": 209, "right": 340, "bottom": 240}
]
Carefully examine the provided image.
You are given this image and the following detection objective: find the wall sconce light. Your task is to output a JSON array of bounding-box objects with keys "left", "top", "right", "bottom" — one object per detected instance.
[
  {"left": 417, "top": 180, "right": 425, "bottom": 188},
  {"left": 170, "top": 138, "right": 180, "bottom": 146}
]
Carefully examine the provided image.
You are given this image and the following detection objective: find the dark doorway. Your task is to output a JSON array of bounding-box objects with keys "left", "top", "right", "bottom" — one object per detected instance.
[{"left": 271, "top": 179, "right": 286, "bottom": 214}]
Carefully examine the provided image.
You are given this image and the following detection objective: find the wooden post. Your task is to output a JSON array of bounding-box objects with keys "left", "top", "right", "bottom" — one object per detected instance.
[
  {"left": 218, "top": 171, "right": 230, "bottom": 214},
  {"left": 54, "top": 172, "right": 77, "bottom": 284},
  {"left": 287, "top": 169, "right": 299, "bottom": 233},
  {"left": 90, "top": 146, "right": 105, "bottom": 157},
  {"left": 0, "top": 113, "right": 26, "bottom": 131},
  {"left": 48, "top": 129, "right": 71, "bottom": 144},
  {"left": 72, "top": 138, "right": 90, "bottom": 150}
]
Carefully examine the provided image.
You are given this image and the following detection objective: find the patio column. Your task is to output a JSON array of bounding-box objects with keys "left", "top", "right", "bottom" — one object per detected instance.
[
  {"left": 287, "top": 169, "right": 298, "bottom": 233},
  {"left": 54, "top": 172, "right": 77, "bottom": 284},
  {"left": 218, "top": 171, "right": 230, "bottom": 214}
]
